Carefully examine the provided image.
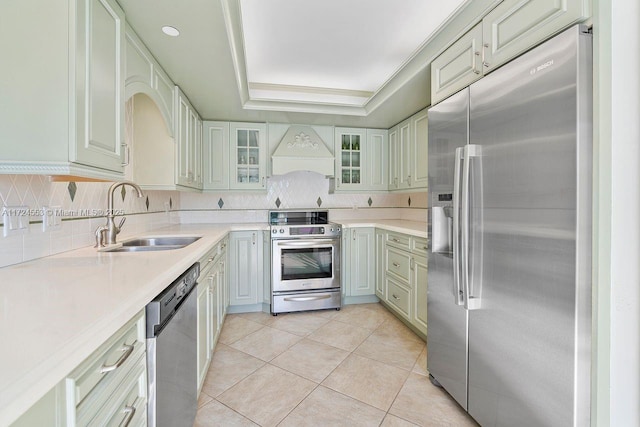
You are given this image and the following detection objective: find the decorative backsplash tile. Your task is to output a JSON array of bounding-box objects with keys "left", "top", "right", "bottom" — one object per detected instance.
[
  {"left": 0, "top": 169, "right": 427, "bottom": 269},
  {"left": 180, "top": 171, "right": 428, "bottom": 211},
  {"left": 0, "top": 174, "right": 181, "bottom": 268}
]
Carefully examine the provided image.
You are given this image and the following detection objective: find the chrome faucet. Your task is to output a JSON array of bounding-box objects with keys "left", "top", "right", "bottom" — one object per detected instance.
[{"left": 95, "top": 181, "right": 144, "bottom": 247}]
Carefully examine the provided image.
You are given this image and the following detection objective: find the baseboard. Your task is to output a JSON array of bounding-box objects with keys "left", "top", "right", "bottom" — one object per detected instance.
[{"left": 343, "top": 295, "right": 380, "bottom": 305}]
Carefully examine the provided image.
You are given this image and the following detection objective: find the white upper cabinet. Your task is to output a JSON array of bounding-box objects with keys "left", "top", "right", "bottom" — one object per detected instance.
[
  {"left": 335, "top": 128, "right": 365, "bottom": 191},
  {"left": 388, "top": 126, "right": 399, "bottom": 190},
  {"left": 230, "top": 123, "right": 267, "bottom": 190},
  {"left": 334, "top": 127, "right": 388, "bottom": 192},
  {"left": 175, "top": 87, "right": 203, "bottom": 190},
  {"left": 0, "top": 0, "right": 126, "bottom": 179},
  {"left": 431, "top": 0, "right": 590, "bottom": 105},
  {"left": 482, "top": 0, "right": 590, "bottom": 73},
  {"left": 411, "top": 109, "right": 429, "bottom": 188},
  {"left": 398, "top": 119, "right": 412, "bottom": 190},
  {"left": 366, "top": 129, "right": 389, "bottom": 191},
  {"left": 124, "top": 25, "right": 175, "bottom": 134},
  {"left": 388, "top": 109, "right": 428, "bottom": 191},
  {"left": 431, "top": 23, "right": 483, "bottom": 104},
  {"left": 202, "top": 121, "right": 230, "bottom": 190}
]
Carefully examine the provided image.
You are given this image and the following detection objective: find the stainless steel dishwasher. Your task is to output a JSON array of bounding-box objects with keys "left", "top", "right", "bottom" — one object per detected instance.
[{"left": 146, "top": 263, "right": 200, "bottom": 427}]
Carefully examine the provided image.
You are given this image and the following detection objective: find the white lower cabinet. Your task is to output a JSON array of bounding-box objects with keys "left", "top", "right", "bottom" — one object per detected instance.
[
  {"left": 378, "top": 230, "right": 428, "bottom": 338},
  {"left": 197, "top": 279, "right": 212, "bottom": 391},
  {"left": 412, "top": 254, "right": 428, "bottom": 336},
  {"left": 349, "top": 228, "right": 376, "bottom": 297},
  {"left": 375, "top": 229, "right": 386, "bottom": 299},
  {"left": 341, "top": 227, "right": 377, "bottom": 300},
  {"left": 196, "top": 238, "right": 228, "bottom": 392},
  {"left": 65, "top": 310, "right": 147, "bottom": 426},
  {"left": 12, "top": 310, "right": 148, "bottom": 426},
  {"left": 10, "top": 385, "right": 66, "bottom": 427},
  {"left": 229, "top": 231, "right": 264, "bottom": 309}
]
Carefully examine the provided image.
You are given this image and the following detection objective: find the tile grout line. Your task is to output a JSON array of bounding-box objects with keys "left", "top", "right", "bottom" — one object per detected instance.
[{"left": 205, "top": 306, "right": 428, "bottom": 426}]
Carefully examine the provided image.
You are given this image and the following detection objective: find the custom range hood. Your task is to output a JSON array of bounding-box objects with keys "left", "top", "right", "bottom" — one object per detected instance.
[{"left": 271, "top": 126, "right": 334, "bottom": 176}]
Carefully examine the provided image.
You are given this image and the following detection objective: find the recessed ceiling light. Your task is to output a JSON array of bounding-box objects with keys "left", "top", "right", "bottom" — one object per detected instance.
[{"left": 161, "top": 26, "right": 180, "bottom": 37}]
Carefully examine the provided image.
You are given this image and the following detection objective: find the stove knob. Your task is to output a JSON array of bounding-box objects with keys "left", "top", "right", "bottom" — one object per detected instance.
[
  {"left": 272, "top": 229, "right": 277, "bottom": 234},
  {"left": 280, "top": 229, "right": 285, "bottom": 233}
]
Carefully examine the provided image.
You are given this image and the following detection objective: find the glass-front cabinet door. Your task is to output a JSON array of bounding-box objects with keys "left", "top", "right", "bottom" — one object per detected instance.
[
  {"left": 335, "top": 128, "right": 366, "bottom": 190},
  {"left": 230, "top": 122, "right": 267, "bottom": 190}
]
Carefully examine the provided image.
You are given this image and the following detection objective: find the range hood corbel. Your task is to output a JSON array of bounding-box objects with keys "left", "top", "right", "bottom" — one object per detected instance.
[{"left": 271, "top": 126, "right": 334, "bottom": 176}]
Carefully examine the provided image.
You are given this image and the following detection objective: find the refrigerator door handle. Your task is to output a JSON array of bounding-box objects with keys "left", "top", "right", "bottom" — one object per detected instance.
[
  {"left": 462, "top": 144, "right": 482, "bottom": 310},
  {"left": 452, "top": 147, "right": 464, "bottom": 305}
]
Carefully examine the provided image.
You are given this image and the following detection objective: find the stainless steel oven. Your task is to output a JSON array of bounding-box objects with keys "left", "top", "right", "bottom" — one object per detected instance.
[{"left": 270, "top": 211, "right": 341, "bottom": 314}]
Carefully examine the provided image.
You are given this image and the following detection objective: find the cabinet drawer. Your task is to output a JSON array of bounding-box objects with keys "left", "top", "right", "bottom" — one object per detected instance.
[
  {"left": 386, "top": 247, "right": 411, "bottom": 282},
  {"left": 90, "top": 354, "right": 147, "bottom": 427},
  {"left": 199, "top": 244, "right": 220, "bottom": 280},
  {"left": 411, "top": 237, "right": 429, "bottom": 257},
  {"left": 386, "top": 277, "right": 411, "bottom": 320},
  {"left": 68, "top": 311, "right": 145, "bottom": 420},
  {"left": 386, "top": 232, "right": 411, "bottom": 251}
]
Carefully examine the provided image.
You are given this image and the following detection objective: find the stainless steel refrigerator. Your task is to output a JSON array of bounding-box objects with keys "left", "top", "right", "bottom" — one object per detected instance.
[{"left": 427, "top": 25, "right": 592, "bottom": 427}]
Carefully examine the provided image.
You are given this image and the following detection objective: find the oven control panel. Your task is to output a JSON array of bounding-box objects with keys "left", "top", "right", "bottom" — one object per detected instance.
[{"left": 271, "top": 224, "right": 341, "bottom": 238}]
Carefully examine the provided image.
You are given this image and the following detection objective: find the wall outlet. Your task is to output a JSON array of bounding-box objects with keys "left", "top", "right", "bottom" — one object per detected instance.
[
  {"left": 42, "top": 206, "right": 62, "bottom": 231},
  {"left": 2, "top": 205, "right": 30, "bottom": 237}
]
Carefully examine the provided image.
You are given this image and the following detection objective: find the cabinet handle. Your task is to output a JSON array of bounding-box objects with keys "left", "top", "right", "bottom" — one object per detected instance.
[
  {"left": 100, "top": 344, "right": 134, "bottom": 373},
  {"left": 121, "top": 143, "right": 130, "bottom": 166},
  {"left": 262, "top": 177, "right": 265, "bottom": 187},
  {"left": 473, "top": 50, "right": 481, "bottom": 75},
  {"left": 392, "top": 238, "right": 400, "bottom": 243},
  {"left": 252, "top": 233, "right": 256, "bottom": 245},
  {"left": 120, "top": 405, "right": 136, "bottom": 427},
  {"left": 353, "top": 229, "right": 356, "bottom": 241},
  {"left": 337, "top": 177, "right": 340, "bottom": 187},
  {"left": 392, "top": 262, "right": 400, "bottom": 267},
  {"left": 407, "top": 175, "right": 412, "bottom": 186},
  {"left": 410, "top": 258, "right": 415, "bottom": 270},
  {"left": 392, "top": 294, "right": 399, "bottom": 300},
  {"left": 423, "top": 245, "right": 428, "bottom": 250},
  {"left": 482, "top": 43, "right": 490, "bottom": 68}
]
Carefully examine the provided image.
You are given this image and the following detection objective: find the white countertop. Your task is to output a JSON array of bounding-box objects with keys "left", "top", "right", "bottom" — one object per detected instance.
[
  {"left": 0, "top": 219, "right": 424, "bottom": 424},
  {"left": 337, "top": 219, "right": 427, "bottom": 238},
  {"left": 0, "top": 223, "right": 267, "bottom": 425}
]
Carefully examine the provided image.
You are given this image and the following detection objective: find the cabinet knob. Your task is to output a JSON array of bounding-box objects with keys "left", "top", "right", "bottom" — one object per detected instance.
[{"left": 392, "top": 294, "right": 399, "bottom": 300}]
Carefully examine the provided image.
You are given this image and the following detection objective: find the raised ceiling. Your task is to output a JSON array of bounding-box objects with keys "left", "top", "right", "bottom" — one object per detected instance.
[
  {"left": 118, "top": 0, "right": 500, "bottom": 128},
  {"left": 238, "top": 0, "right": 465, "bottom": 110}
]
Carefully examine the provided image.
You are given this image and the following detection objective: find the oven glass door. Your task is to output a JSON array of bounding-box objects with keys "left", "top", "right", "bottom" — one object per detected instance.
[{"left": 273, "top": 238, "right": 340, "bottom": 292}]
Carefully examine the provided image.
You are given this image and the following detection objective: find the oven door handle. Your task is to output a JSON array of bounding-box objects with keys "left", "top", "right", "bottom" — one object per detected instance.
[
  {"left": 277, "top": 239, "right": 339, "bottom": 249},
  {"left": 283, "top": 294, "right": 333, "bottom": 302}
]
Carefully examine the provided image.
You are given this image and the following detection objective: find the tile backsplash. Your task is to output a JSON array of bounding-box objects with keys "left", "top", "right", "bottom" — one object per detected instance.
[
  {"left": 0, "top": 175, "right": 180, "bottom": 268},
  {"left": 0, "top": 171, "right": 427, "bottom": 268},
  {"left": 180, "top": 171, "right": 427, "bottom": 211}
]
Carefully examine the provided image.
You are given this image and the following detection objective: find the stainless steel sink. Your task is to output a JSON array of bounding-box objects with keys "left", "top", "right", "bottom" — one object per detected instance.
[
  {"left": 102, "top": 236, "right": 202, "bottom": 253},
  {"left": 121, "top": 236, "right": 201, "bottom": 247}
]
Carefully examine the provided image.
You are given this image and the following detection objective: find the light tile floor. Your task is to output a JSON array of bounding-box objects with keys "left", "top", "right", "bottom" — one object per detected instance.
[{"left": 195, "top": 303, "right": 478, "bottom": 427}]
